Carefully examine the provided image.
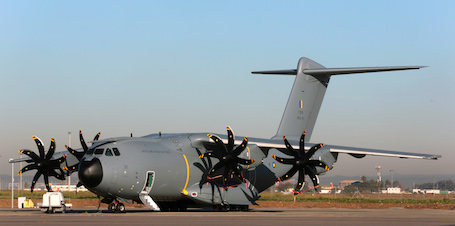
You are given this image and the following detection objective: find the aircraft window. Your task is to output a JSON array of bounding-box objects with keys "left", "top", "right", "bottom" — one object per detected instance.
[
  {"left": 86, "top": 149, "right": 94, "bottom": 155},
  {"left": 94, "top": 148, "right": 104, "bottom": 155},
  {"left": 113, "top": 148, "right": 121, "bottom": 156},
  {"left": 105, "top": 148, "right": 113, "bottom": 156}
]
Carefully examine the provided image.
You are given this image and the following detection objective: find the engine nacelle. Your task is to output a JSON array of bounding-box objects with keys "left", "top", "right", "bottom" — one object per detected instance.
[{"left": 312, "top": 146, "right": 336, "bottom": 174}]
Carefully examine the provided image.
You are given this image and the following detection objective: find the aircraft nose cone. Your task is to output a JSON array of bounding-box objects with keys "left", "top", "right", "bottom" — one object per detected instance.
[{"left": 78, "top": 157, "right": 103, "bottom": 188}]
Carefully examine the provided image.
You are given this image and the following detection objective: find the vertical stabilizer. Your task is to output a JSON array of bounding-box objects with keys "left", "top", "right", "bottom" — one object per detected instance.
[
  {"left": 252, "top": 57, "right": 424, "bottom": 142},
  {"left": 272, "top": 57, "right": 329, "bottom": 141}
]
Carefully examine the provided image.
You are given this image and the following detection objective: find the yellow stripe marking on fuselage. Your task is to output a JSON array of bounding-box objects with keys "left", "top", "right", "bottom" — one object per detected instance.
[{"left": 182, "top": 154, "right": 189, "bottom": 195}]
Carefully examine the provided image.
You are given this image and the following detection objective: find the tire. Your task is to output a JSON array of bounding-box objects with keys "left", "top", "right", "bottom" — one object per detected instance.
[
  {"left": 117, "top": 203, "right": 125, "bottom": 213},
  {"left": 108, "top": 203, "right": 116, "bottom": 212}
]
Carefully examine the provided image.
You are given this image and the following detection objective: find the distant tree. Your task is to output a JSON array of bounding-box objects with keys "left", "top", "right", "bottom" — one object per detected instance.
[
  {"left": 342, "top": 177, "right": 382, "bottom": 193},
  {"left": 385, "top": 180, "right": 391, "bottom": 188},
  {"left": 416, "top": 180, "right": 454, "bottom": 190}
]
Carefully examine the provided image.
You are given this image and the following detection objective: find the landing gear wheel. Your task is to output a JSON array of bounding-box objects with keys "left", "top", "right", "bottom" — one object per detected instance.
[
  {"left": 117, "top": 203, "right": 125, "bottom": 213},
  {"left": 108, "top": 203, "right": 117, "bottom": 212}
]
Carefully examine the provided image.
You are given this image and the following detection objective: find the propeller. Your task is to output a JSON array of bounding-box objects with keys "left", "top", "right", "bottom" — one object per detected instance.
[
  {"left": 199, "top": 126, "right": 255, "bottom": 188},
  {"left": 18, "top": 136, "right": 67, "bottom": 192},
  {"left": 272, "top": 131, "right": 329, "bottom": 193},
  {"left": 64, "top": 130, "right": 101, "bottom": 172}
]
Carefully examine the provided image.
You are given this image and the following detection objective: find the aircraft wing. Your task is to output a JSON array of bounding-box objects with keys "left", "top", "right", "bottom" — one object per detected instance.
[
  {"left": 324, "top": 144, "right": 440, "bottom": 160},
  {"left": 233, "top": 137, "right": 441, "bottom": 160}
]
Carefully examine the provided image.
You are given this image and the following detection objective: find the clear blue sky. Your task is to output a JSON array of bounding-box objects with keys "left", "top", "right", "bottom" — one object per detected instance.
[{"left": 1, "top": 1, "right": 454, "bottom": 178}]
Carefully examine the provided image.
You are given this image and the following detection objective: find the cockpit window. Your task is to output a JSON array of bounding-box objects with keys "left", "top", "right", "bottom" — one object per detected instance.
[
  {"left": 105, "top": 148, "right": 113, "bottom": 156},
  {"left": 86, "top": 149, "right": 94, "bottom": 155},
  {"left": 113, "top": 148, "right": 120, "bottom": 156},
  {"left": 94, "top": 148, "right": 104, "bottom": 155}
]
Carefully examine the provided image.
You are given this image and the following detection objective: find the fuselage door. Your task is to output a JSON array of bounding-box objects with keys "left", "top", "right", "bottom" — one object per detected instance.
[{"left": 142, "top": 171, "right": 155, "bottom": 194}]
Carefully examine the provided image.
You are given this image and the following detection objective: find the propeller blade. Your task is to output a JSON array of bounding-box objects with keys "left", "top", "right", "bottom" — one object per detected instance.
[
  {"left": 299, "top": 131, "right": 306, "bottom": 154},
  {"left": 295, "top": 167, "right": 306, "bottom": 192},
  {"left": 30, "top": 171, "right": 42, "bottom": 192},
  {"left": 65, "top": 145, "right": 85, "bottom": 160},
  {"left": 19, "top": 149, "right": 40, "bottom": 162},
  {"left": 50, "top": 169, "right": 65, "bottom": 180},
  {"left": 305, "top": 143, "right": 324, "bottom": 160},
  {"left": 207, "top": 134, "right": 228, "bottom": 154},
  {"left": 222, "top": 166, "right": 230, "bottom": 187},
  {"left": 33, "top": 136, "right": 45, "bottom": 160},
  {"left": 43, "top": 171, "right": 52, "bottom": 191},
  {"left": 308, "top": 160, "right": 330, "bottom": 170},
  {"left": 19, "top": 164, "right": 39, "bottom": 175},
  {"left": 80, "top": 130, "right": 88, "bottom": 152},
  {"left": 227, "top": 126, "right": 234, "bottom": 152},
  {"left": 210, "top": 161, "right": 225, "bottom": 174},
  {"left": 93, "top": 132, "right": 101, "bottom": 141},
  {"left": 305, "top": 166, "right": 319, "bottom": 188},
  {"left": 272, "top": 155, "right": 295, "bottom": 165},
  {"left": 278, "top": 166, "right": 298, "bottom": 181},
  {"left": 64, "top": 164, "right": 78, "bottom": 172},
  {"left": 45, "top": 137, "right": 55, "bottom": 160},
  {"left": 237, "top": 157, "right": 255, "bottom": 165},
  {"left": 232, "top": 136, "right": 248, "bottom": 156},
  {"left": 283, "top": 136, "right": 298, "bottom": 157},
  {"left": 199, "top": 150, "right": 222, "bottom": 159}
]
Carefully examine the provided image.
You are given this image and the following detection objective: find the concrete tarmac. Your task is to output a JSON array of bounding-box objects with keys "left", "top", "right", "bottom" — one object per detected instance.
[{"left": 0, "top": 207, "right": 454, "bottom": 225}]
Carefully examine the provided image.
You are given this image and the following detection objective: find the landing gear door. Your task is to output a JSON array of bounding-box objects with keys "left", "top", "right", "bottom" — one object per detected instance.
[{"left": 142, "top": 171, "right": 155, "bottom": 195}]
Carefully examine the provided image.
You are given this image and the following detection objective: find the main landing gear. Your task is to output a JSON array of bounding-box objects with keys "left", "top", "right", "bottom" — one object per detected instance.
[{"left": 108, "top": 200, "right": 126, "bottom": 213}]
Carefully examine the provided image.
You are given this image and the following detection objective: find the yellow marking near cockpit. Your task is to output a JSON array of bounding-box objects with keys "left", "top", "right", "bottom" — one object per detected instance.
[{"left": 182, "top": 154, "right": 189, "bottom": 196}]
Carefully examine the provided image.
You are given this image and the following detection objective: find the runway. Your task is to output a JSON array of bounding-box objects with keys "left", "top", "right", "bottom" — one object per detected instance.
[{"left": 0, "top": 207, "right": 454, "bottom": 225}]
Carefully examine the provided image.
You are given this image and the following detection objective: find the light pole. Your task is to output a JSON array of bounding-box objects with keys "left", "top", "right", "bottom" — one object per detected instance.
[
  {"left": 390, "top": 170, "right": 394, "bottom": 188},
  {"left": 10, "top": 158, "right": 14, "bottom": 209}
]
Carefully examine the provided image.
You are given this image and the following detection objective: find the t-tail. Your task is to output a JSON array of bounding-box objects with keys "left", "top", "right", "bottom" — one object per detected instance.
[{"left": 253, "top": 57, "right": 425, "bottom": 141}]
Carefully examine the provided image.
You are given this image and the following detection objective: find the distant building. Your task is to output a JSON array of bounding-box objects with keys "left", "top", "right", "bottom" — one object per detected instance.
[
  {"left": 386, "top": 187, "right": 401, "bottom": 194},
  {"left": 320, "top": 184, "right": 334, "bottom": 194},
  {"left": 413, "top": 189, "right": 440, "bottom": 194},
  {"left": 51, "top": 184, "right": 88, "bottom": 192}
]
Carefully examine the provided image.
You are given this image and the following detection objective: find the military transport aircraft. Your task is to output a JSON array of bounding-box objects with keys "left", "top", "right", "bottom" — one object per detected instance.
[{"left": 10, "top": 57, "right": 440, "bottom": 212}]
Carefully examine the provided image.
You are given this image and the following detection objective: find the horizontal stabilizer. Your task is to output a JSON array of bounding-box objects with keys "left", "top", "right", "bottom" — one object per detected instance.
[
  {"left": 303, "top": 66, "right": 426, "bottom": 76},
  {"left": 252, "top": 66, "right": 425, "bottom": 76}
]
